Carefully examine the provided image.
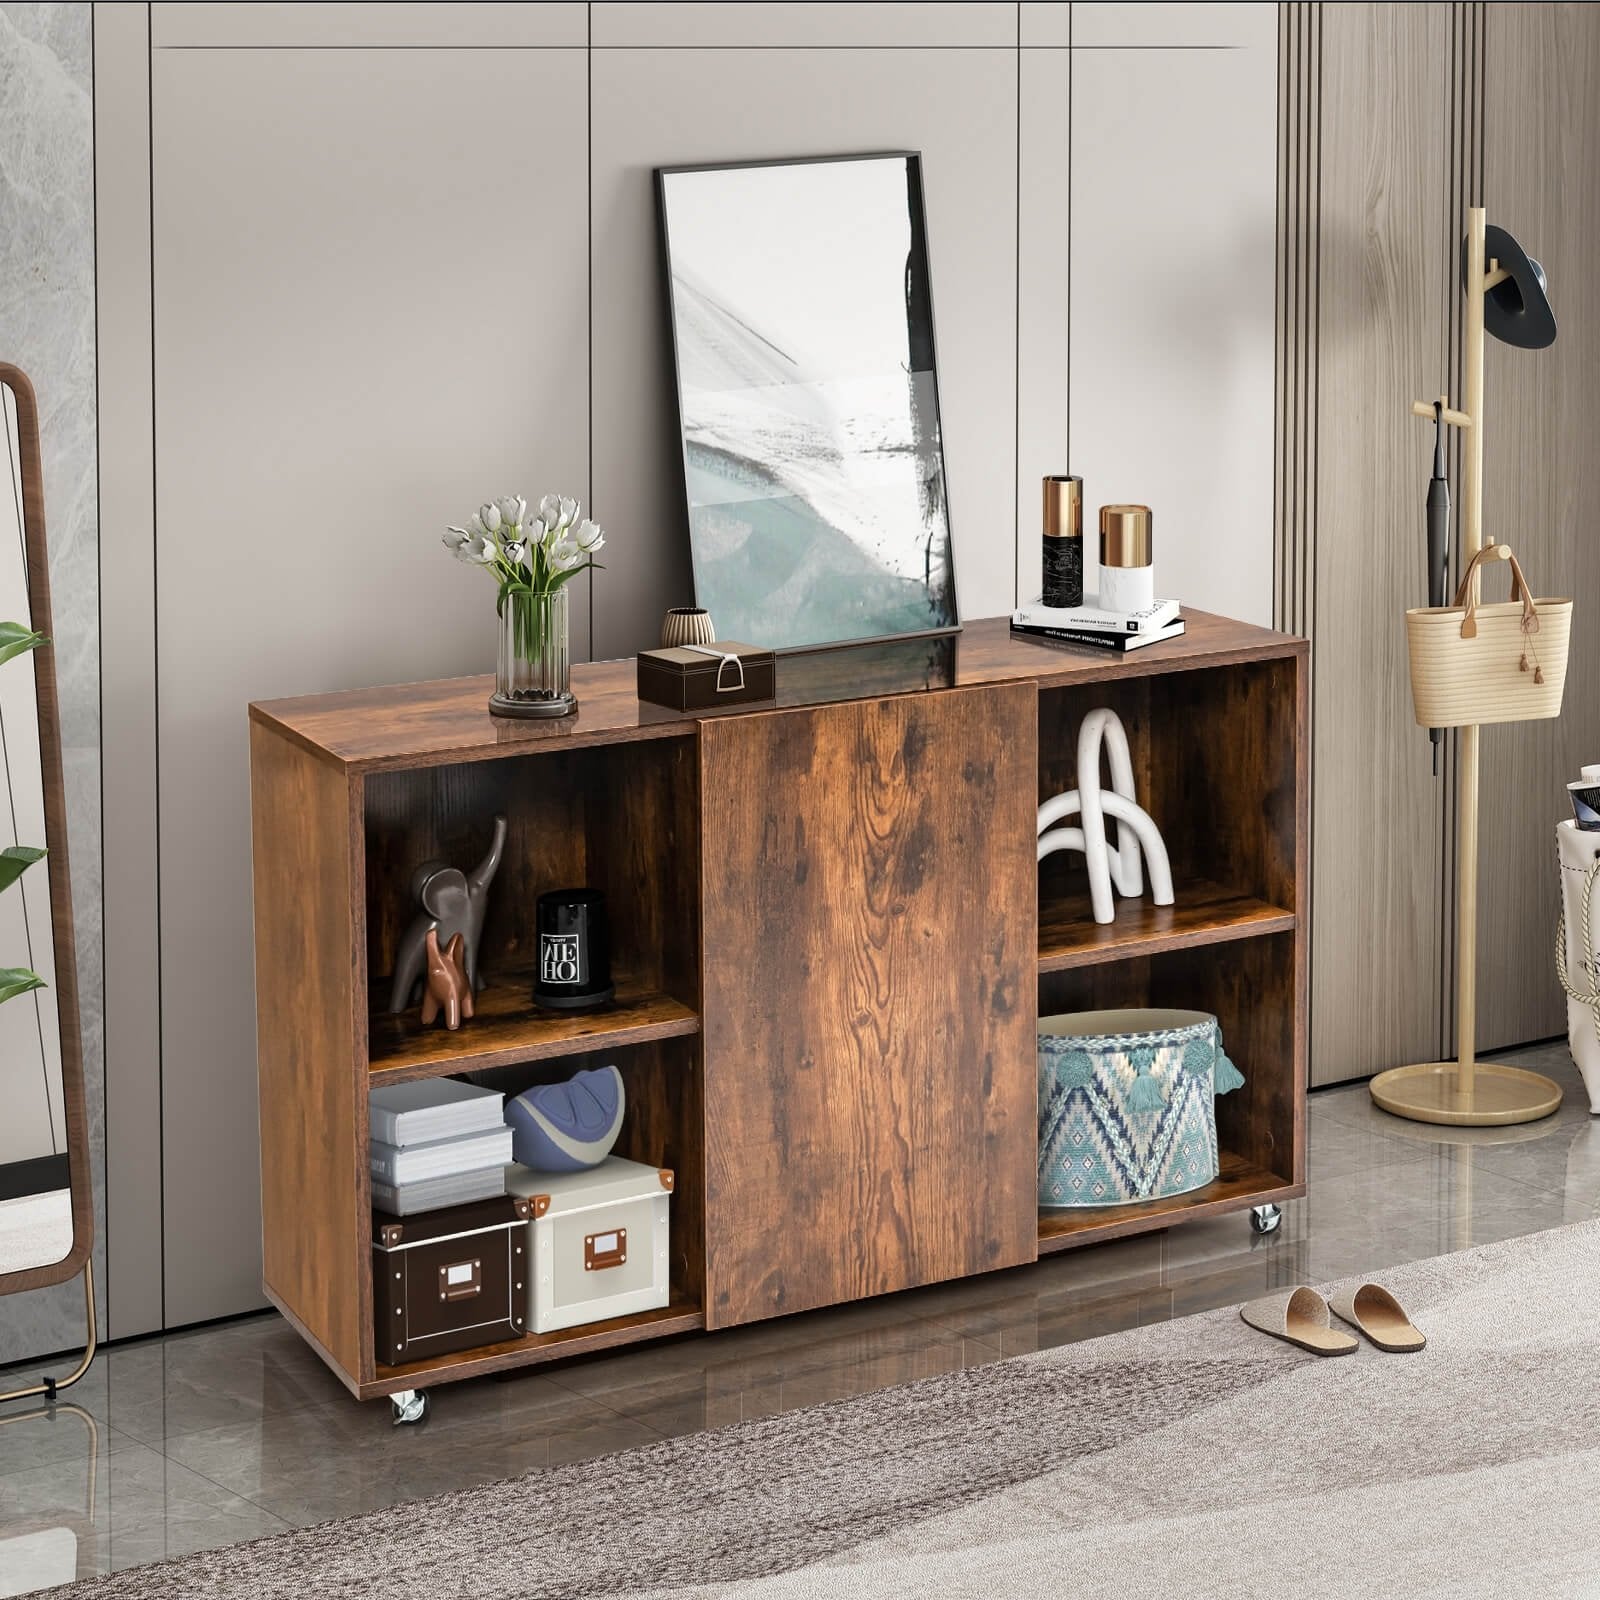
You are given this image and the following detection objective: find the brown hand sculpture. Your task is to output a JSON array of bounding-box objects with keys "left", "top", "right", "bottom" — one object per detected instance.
[
  {"left": 387, "top": 814, "right": 506, "bottom": 1013},
  {"left": 421, "top": 927, "right": 474, "bottom": 1031}
]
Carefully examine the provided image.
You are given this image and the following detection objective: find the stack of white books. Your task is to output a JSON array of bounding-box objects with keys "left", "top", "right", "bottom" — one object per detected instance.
[
  {"left": 368, "top": 1080, "right": 512, "bottom": 1216},
  {"left": 1010, "top": 595, "right": 1185, "bottom": 654}
]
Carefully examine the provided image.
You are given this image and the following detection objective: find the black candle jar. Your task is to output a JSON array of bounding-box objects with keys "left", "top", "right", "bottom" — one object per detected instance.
[{"left": 533, "top": 888, "right": 614, "bottom": 1011}]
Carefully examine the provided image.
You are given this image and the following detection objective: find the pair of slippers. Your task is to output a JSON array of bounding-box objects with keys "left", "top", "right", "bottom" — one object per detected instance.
[{"left": 1240, "top": 1283, "right": 1425, "bottom": 1356}]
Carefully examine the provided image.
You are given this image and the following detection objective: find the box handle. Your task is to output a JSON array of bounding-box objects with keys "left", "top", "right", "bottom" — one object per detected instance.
[
  {"left": 437, "top": 1257, "right": 482, "bottom": 1302},
  {"left": 584, "top": 1227, "right": 627, "bottom": 1272},
  {"left": 683, "top": 645, "right": 746, "bottom": 693}
]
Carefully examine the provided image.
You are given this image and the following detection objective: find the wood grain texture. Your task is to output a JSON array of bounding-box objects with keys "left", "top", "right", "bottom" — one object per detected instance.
[
  {"left": 1475, "top": 2, "right": 1600, "bottom": 1051},
  {"left": 1307, "top": 3, "right": 1452, "bottom": 1085},
  {"left": 700, "top": 684, "right": 1040, "bottom": 1328},
  {"left": 1038, "top": 930, "right": 1304, "bottom": 1194},
  {"left": 368, "top": 977, "right": 699, "bottom": 1082},
  {"left": 1036, "top": 658, "right": 1301, "bottom": 968},
  {"left": 366, "top": 1300, "right": 704, "bottom": 1400},
  {"left": 251, "top": 722, "right": 366, "bottom": 1382},
  {"left": 0, "top": 365, "right": 93, "bottom": 1297},
  {"left": 1037, "top": 880, "right": 1295, "bottom": 972},
  {"left": 251, "top": 612, "right": 1302, "bottom": 773},
  {"left": 362, "top": 739, "right": 699, "bottom": 1012},
  {"left": 1038, "top": 1150, "right": 1299, "bottom": 1254}
]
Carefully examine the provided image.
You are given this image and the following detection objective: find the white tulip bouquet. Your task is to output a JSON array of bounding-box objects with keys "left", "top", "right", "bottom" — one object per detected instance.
[
  {"left": 442, "top": 493, "right": 605, "bottom": 611},
  {"left": 444, "top": 495, "right": 605, "bottom": 690}
]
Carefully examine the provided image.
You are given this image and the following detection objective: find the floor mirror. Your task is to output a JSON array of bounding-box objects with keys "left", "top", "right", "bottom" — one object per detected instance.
[{"left": 0, "top": 362, "right": 95, "bottom": 1403}]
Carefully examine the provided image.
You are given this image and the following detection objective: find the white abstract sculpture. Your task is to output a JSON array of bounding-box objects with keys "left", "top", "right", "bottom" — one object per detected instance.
[{"left": 1037, "top": 707, "right": 1174, "bottom": 925}]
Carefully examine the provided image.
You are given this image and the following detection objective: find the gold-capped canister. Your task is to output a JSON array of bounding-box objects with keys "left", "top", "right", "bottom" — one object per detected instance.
[
  {"left": 1099, "top": 504, "right": 1152, "bottom": 568},
  {"left": 1043, "top": 475, "right": 1082, "bottom": 540}
]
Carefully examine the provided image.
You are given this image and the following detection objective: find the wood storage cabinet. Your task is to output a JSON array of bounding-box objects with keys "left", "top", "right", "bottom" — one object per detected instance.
[{"left": 248, "top": 613, "right": 1307, "bottom": 1402}]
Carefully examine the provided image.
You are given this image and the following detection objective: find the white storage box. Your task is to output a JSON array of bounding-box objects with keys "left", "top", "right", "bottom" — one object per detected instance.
[{"left": 505, "top": 1156, "right": 672, "bottom": 1334}]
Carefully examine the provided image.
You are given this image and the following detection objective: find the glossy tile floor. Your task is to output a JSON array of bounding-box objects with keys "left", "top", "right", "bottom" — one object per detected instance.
[{"left": 2, "top": 1041, "right": 1596, "bottom": 1594}]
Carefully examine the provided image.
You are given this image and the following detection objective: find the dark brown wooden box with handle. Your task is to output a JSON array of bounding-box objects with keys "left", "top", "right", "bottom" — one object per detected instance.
[
  {"left": 636, "top": 641, "right": 776, "bottom": 710},
  {"left": 250, "top": 611, "right": 1308, "bottom": 1404},
  {"left": 372, "top": 1194, "right": 532, "bottom": 1365}
]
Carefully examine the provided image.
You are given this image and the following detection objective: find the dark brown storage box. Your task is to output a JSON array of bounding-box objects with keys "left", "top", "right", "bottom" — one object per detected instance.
[
  {"left": 636, "top": 641, "right": 776, "bottom": 711},
  {"left": 372, "top": 1193, "right": 531, "bottom": 1366}
]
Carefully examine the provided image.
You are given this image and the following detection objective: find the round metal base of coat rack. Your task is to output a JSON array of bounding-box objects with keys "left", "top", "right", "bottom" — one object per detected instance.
[{"left": 1369, "top": 1060, "right": 1563, "bottom": 1127}]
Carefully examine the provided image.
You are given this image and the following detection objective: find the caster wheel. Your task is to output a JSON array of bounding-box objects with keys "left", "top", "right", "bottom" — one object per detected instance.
[
  {"left": 1249, "top": 1204, "right": 1282, "bottom": 1236},
  {"left": 391, "top": 1389, "right": 429, "bottom": 1426}
]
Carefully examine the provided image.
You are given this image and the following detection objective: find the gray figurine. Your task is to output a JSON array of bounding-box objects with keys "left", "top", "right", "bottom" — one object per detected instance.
[{"left": 387, "top": 814, "right": 506, "bottom": 1013}]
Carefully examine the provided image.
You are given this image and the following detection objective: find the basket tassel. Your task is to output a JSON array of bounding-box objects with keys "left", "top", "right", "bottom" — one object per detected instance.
[
  {"left": 1214, "top": 1048, "right": 1246, "bottom": 1096},
  {"left": 1520, "top": 652, "right": 1529, "bottom": 673},
  {"left": 1536, "top": 666, "right": 1545, "bottom": 685},
  {"left": 1125, "top": 1063, "right": 1167, "bottom": 1114}
]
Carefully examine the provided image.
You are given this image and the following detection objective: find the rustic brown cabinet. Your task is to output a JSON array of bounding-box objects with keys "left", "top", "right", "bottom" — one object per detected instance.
[{"left": 249, "top": 613, "right": 1307, "bottom": 1402}]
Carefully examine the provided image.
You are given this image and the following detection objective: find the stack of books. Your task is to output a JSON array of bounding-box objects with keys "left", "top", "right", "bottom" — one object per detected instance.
[
  {"left": 368, "top": 1079, "right": 513, "bottom": 1216},
  {"left": 1010, "top": 595, "right": 1185, "bottom": 654}
]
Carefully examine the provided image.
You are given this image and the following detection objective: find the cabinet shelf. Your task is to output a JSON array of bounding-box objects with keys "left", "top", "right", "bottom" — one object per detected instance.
[
  {"left": 1038, "top": 877, "right": 1294, "bottom": 973},
  {"left": 364, "top": 1297, "right": 705, "bottom": 1399},
  {"left": 1036, "top": 1151, "right": 1294, "bottom": 1253},
  {"left": 367, "top": 971, "right": 700, "bottom": 1082}
]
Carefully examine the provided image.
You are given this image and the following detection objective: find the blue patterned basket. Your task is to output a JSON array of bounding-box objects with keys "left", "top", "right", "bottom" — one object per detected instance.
[{"left": 1038, "top": 1009, "right": 1246, "bottom": 1207}]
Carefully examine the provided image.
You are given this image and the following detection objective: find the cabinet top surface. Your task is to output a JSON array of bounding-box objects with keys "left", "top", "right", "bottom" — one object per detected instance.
[{"left": 249, "top": 611, "right": 1304, "bottom": 770}]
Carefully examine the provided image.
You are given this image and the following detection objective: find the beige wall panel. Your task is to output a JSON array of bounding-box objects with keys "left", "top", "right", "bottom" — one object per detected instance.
[
  {"left": 588, "top": 48, "right": 1018, "bottom": 659},
  {"left": 95, "top": 0, "right": 165, "bottom": 1340},
  {"left": 1072, "top": 3, "right": 1275, "bottom": 49},
  {"left": 591, "top": 4, "right": 1016, "bottom": 49},
  {"left": 152, "top": 3, "right": 586, "bottom": 48},
  {"left": 151, "top": 47, "right": 589, "bottom": 1324},
  {"left": 1068, "top": 22, "right": 1277, "bottom": 623},
  {"left": 1020, "top": 5, "right": 1071, "bottom": 49},
  {"left": 1309, "top": 4, "right": 1450, "bottom": 1085},
  {"left": 1017, "top": 48, "right": 1071, "bottom": 607},
  {"left": 1476, "top": 2, "right": 1600, "bottom": 1052}
]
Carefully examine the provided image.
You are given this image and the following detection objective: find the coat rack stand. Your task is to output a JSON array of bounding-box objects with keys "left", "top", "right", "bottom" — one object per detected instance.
[{"left": 1370, "top": 207, "right": 1563, "bottom": 1126}]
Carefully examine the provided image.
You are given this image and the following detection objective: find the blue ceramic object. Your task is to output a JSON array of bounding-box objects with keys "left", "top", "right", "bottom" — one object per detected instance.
[{"left": 505, "top": 1065, "right": 625, "bottom": 1173}]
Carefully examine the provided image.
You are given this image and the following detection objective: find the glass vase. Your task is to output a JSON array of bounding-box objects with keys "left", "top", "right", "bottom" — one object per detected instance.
[{"left": 490, "top": 587, "right": 576, "bottom": 719}]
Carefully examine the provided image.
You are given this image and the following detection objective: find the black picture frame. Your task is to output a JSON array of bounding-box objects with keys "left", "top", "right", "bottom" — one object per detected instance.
[{"left": 655, "top": 151, "right": 961, "bottom": 654}]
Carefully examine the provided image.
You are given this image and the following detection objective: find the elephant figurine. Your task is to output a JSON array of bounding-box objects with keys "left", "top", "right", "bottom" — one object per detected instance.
[
  {"left": 387, "top": 814, "right": 506, "bottom": 1013},
  {"left": 421, "top": 928, "right": 473, "bottom": 1031}
]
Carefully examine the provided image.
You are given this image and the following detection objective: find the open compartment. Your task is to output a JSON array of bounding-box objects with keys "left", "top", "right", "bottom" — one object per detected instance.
[
  {"left": 1035, "top": 930, "right": 1301, "bottom": 1250},
  {"left": 371, "top": 1034, "right": 706, "bottom": 1383},
  {"left": 362, "top": 733, "right": 701, "bottom": 1079},
  {"left": 1036, "top": 657, "right": 1299, "bottom": 969}
]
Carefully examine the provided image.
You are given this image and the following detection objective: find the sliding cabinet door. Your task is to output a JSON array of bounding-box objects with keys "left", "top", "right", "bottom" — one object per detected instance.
[{"left": 699, "top": 684, "right": 1038, "bottom": 1328}]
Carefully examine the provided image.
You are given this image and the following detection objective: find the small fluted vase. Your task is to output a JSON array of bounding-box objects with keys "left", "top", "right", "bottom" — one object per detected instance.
[
  {"left": 490, "top": 588, "right": 576, "bottom": 719},
  {"left": 661, "top": 607, "right": 715, "bottom": 649}
]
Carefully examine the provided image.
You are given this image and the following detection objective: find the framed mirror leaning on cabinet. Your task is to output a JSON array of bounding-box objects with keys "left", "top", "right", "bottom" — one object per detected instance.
[{"left": 0, "top": 363, "right": 95, "bottom": 1403}]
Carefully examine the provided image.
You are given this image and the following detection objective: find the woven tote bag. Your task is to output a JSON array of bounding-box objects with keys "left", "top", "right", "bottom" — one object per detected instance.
[{"left": 1406, "top": 542, "right": 1570, "bottom": 728}]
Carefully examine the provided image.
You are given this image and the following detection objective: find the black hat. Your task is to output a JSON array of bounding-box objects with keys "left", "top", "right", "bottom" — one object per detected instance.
[{"left": 1463, "top": 224, "right": 1556, "bottom": 349}]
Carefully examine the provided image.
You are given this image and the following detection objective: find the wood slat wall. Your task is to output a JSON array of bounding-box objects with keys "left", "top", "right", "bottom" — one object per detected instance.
[
  {"left": 1476, "top": 3, "right": 1600, "bottom": 1052},
  {"left": 1279, "top": 2, "right": 1596, "bottom": 1083},
  {"left": 1281, "top": 3, "right": 1453, "bottom": 1087}
]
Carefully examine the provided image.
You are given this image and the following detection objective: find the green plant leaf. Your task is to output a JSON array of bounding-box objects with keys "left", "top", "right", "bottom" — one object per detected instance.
[
  {"left": 0, "top": 967, "right": 45, "bottom": 1006},
  {"left": 0, "top": 623, "right": 47, "bottom": 667},
  {"left": 0, "top": 845, "right": 45, "bottom": 893}
]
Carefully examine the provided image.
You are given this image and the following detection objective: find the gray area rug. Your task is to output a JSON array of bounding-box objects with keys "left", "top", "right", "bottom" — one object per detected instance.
[{"left": 44, "top": 1220, "right": 1600, "bottom": 1599}]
